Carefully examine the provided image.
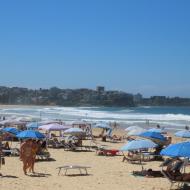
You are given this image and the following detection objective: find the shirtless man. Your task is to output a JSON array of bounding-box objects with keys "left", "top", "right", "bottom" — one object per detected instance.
[{"left": 20, "top": 139, "right": 34, "bottom": 175}]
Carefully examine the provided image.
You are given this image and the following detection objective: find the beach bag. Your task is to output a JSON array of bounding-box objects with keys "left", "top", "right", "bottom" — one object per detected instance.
[{"left": 1, "top": 157, "right": 5, "bottom": 165}]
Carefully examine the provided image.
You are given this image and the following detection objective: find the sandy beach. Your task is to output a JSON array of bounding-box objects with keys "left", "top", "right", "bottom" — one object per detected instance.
[
  {"left": 1, "top": 130, "right": 187, "bottom": 190},
  {"left": 0, "top": 105, "right": 189, "bottom": 190}
]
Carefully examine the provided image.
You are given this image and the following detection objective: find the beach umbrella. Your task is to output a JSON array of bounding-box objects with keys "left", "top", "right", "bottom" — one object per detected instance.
[
  {"left": 125, "top": 126, "right": 143, "bottom": 132},
  {"left": 16, "top": 130, "right": 45, "bottom": 139},
  {"left": 127, "top": 128, "right": 146, "bottom": 136},
  {"left": 39, "top": 120, "right": 61, "bottom": 125},
  {"left": 39, "top": 123, "right": 70, "bottom": 131},
  {"left": 160, "top": 141, "right": 190, "bottom": 158},
  {"left": 0, "top": 119, "right": 25, "bottom": 126},
  {"left": 72, "top": 121, "right": 88, "bottom": 125},
  {"left": 93, "top": 123, "right": 111, "bottom": 130},
  {"left": 139, "top": 131, "right": 167, "bottom": 145},
  {"left": 26, "top": 122, "right": 39, "bottom": 129},
  {"left": 15, "top": 117, "right": 39, "bottom": 122},
  {"left": 2, "top": 127, "right": 20, "bottom": 136},
  {"left": 148, "top": 128, "right": 164, "bottom": 133},
  {"left": 139, "top": 131, "right": 166, "bottom": 141},
  {"left": 175, "top": 130, "right": 190, "bottom": 138},
  {"left": 64, "top": 128, "right": 86, "bottom": 136},
  {"left": 120, "top": 139, "right": 157, "bottom": 151}
]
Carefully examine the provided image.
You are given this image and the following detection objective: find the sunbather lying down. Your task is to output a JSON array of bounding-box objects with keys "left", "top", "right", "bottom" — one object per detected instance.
[
  {"left": 97, "top": 149, "right": 119, "bottom": 156},
  {"left": 133, "top": 169, "right": 164, "bottom": 178}
]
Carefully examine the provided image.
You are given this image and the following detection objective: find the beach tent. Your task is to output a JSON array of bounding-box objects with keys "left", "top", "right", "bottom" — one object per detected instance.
[
  {"left": 16, "top": 130, "right": 45, "bottom": 139},
  {"left": 175, "top": 130, "right": 190, "bottom": 138},
  {"left": 160, "top": 141, "right": 190, "bottom": 158},
  {"left": 120, "top": 139, "right": 157, "bottom": 151}
]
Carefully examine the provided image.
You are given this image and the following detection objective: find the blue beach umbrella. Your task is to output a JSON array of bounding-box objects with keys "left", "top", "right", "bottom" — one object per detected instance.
[
  {"left": 16, "top": 130, "right": 45, "bottom": 139},
  {"left": 120, "top": 139, "right": 157, "bottom": 151},
  {"left": 148, "top": 128, "right": 163, "bottom": 133},
  {"left": 3, "top": 127, "right": 20, "bottom": 136},
  {"left": 160, "top": 141, "right": 190, "bottom": 158},
  {"left": 139, "top": 131, "right": 166, "bottom": 141},
  {"left": 175, "top": 130, "right": 190, "bottom": 138},
  {"left": 26, "top": 122, "right": 39, "bottom": 130}
]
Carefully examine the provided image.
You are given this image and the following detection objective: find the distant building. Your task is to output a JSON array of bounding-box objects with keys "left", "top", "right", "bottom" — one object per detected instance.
[
  {"left": 96, "top": 86, "right": 105, "bottom": 94},
  {"left": 133, "top": 93, "right": 143, "bottom": 103}
]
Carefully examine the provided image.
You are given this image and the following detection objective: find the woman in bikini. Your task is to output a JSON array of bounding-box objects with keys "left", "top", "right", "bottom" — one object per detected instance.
[{"left": 20, "top": 139, "right": 34, "bottom": 175}]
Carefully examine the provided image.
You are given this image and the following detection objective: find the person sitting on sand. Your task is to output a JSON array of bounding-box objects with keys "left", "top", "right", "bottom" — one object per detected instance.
[{"left": 20, "top": 139, "right": 36, "bottom": 175}]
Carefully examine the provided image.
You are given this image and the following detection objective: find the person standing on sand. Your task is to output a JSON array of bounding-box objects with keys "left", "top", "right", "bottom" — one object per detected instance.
[
  {"left": 20, "top": 139, "right": 36, "bottom": 175},
  {"left": 28, "top": 140, "right": 38, "bottom": 174}
]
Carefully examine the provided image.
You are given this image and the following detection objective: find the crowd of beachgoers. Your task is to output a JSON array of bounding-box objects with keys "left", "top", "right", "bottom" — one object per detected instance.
[{"left": 1, "top": 115, "right": 190, "bottom": 190}]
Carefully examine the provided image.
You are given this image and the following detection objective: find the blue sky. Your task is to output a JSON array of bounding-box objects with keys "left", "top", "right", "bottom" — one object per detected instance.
[{"left": 0, "top": 0, "right": 190, "bottom": 97}]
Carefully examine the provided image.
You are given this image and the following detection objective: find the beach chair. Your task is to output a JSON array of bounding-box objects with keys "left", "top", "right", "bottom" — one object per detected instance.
[
  {"left": 161, "top": 159, "right": 190, "bottom": 189},
  {"left": 62, "top": 141, "right": 77, "bottom": 151},
  {"left": 36, "top": 151, "right": 51, "bottom": 160},
  {"left": 161, "top": 170, "right": 190, "bottom": 189},
  {"left": 2, "top": 148, "right": 20, "bottom": 157},
  {"left": 48, "top": 139, "right": 63, "bottom": 148},
  {"left": 122, "top": 153, "right": 141, "bottom": 164}
]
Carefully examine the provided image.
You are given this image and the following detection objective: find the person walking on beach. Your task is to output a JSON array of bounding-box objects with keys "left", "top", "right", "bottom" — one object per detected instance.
[{"left": 20, "top": 139, "right": 37, "bottom": 175}]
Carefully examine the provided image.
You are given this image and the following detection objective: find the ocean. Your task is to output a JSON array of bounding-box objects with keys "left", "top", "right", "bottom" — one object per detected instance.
[{"left": 0, "top": 106, "right": 190, "bottom": 131}]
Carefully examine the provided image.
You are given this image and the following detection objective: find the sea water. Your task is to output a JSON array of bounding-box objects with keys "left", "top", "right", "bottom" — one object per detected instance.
[{"left": 0, "top": 106, "right": 190, "bottom": 131}]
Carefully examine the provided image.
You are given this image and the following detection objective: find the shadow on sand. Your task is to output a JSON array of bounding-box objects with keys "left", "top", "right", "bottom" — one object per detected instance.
[
  {"left": 28, "top": 172, "right": 51, "bottom": 178},
  {"left": 1, "top": 175, "right": 19, "bottom": 178},
  {"left": 35, "top": 158, "right": 56, "bottom": 162},
  {"left": 63, "top": 174, "right": 93, "bottom": 177}
]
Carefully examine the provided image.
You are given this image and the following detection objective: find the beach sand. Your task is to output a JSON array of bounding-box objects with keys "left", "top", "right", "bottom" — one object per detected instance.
[
  {"left": 1, "top": 131, "right": 186, "bottom": 190},
  {"left": 0, "top": 104, "right": 187, "bottom": 190}
]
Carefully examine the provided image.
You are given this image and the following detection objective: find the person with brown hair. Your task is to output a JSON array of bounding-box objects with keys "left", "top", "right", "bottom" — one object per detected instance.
[{"left": 20, "top": 139, "right": 36, "bottom": 175}]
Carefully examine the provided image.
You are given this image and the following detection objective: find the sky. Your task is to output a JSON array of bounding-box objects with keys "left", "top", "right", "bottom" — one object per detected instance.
[{"left": 0, "top": 0, "right": 190, "bottom": 97}]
